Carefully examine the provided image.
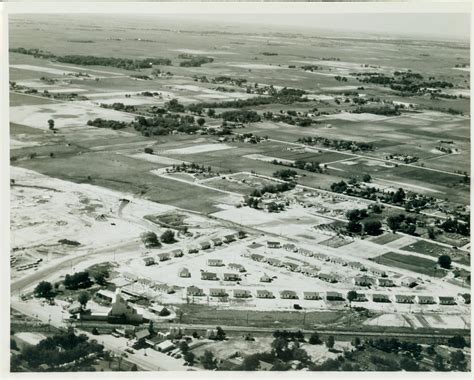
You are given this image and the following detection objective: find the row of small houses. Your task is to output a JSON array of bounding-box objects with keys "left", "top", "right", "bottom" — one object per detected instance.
[
  {"left": 143, "top": 232, "right": 244, "bottom": 266},
  {"left": 263, "top": 241, "right": 390, "bottom": 278},
  {"left": 186, "top": 286, "right": 460, "bottom": 305}
]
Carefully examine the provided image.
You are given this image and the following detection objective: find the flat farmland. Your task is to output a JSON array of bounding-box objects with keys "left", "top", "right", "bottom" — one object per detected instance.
[{"left": 13, "top": 151, "right": 234, "bottom": 214}]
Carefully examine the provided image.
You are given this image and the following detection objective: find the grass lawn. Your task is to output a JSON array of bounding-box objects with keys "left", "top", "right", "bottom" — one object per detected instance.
[
  {"left": 372, "top": 252, "right": 447, "bottom": 278},
  {"left": 176, "top": 304, "right": 345, "bottom": 329}
]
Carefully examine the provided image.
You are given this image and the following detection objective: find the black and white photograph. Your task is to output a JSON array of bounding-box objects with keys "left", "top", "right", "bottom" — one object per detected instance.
[{"left": 2, "top": 1, "right": 472, "bottom": 375}]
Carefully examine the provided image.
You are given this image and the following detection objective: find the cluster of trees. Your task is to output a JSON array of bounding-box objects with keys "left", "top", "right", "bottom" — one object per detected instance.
[
  {"left": 351, "top": 71, "right": 455, "bottom": 95},
  {"left": 301, "top": 65, "right": 322, "bottom": 72},
  {"left": 263, "top": 111, "right": 315, "bottom": 127},
  {"left": 141, "top": 230, "right": 176, "bottom": 246},
  {"left": 186, "top": 87, "right": 308, "bottom": 115},
  {"left": 171, "top": 162, "right": 213, "bottom": 174},
  {"left": 387, "top": 214, "right": 418, "bottom": 235},
  {"left": 132, "top": 114, "right": 199, "bottom": 136},
  {"left": 179, "top": 56, "right": 214, "bottom": 67},
  {"left": 100, "top": 102, "right": 137, "bottom": 113},
  {"left": 249, "top": 182, "right": 296, "bottom": 198},
  {"left": 34, "top": 281, "right": 54, "bottom": 299},
  {"left": 64, "top": 271, "right": 92, "bottom": 290},
  {"left": 271, "top": 158, "right": 324, "bottom": 174},
  {"left": 141, "top": 231, "right": 161, "bottom": 248},
  {"left": 352, "top": 105, "right": 401, "bottom": 116},
  {"left": 298, "top": 136, "right": 374, "bottom": 152},
  {"left": 56, "top": 55, "right": 172, "bottom": 70},
  {"left": 87, "top": 118, "right": 129, "bottom": 130},
  {"left": 330, "top": 180, "right": 348, "bottom": 193},
  {"left": 11, "top": 333, "right": 104, "bottom": 371},
  {"left": 439, "top": 218, "right": 470, "bottom": 236},
  {"left": 273, "top": 169, "right": 298, "bottom": 181},
  {"left": 220, "top": 110, "right": 261, "bottom": 123},
  {"left": 9, "top": 47, "right": 55, "bottom": 59},
  {"left": 347, "top": 219, "right": 382, "bottom": 236}
]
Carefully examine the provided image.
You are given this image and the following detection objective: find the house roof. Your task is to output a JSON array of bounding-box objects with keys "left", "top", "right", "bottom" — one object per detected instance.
[{"left": 135, "top": 329, "right": 150, "bottom": 340}]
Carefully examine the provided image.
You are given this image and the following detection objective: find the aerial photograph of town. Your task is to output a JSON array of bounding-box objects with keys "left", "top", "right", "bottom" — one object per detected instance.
[{"left": 6, "top": 9, "right": 471, "bottom": 374}]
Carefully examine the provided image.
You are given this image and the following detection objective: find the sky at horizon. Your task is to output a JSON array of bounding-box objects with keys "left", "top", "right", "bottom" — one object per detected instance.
[{"left": 9, "top": 12, "right": 471, "bottom": 42}]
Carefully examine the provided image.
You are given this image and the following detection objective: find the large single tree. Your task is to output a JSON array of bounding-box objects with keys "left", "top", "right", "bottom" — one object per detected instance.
[
  {"left": 77, "top": 291, "right": 90, "bottom": 308},
  {"left": 34, "top": 281, "right": 53, "bottom": 299},
  {"left": 438, "top": 254, "right": 452, "bottom": 269},
  {"left": 160, "top": 230, "right": 176, "bottom": 244},
  {"left": 347, "top": 290, "right": 358, "bottom": 308}
]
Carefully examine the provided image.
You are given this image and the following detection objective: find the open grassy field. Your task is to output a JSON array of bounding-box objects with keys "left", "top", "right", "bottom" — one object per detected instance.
[
  {"left": 372, "top": 252, "right": 447, "bottom": 278},
  {"left": 402, "top": 240, "right": 470, "bottom": 266}
]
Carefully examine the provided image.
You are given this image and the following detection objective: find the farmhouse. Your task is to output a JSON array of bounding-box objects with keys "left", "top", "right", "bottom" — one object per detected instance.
[
  {"left": 209, "top": 288, "right": 227, "bottom": 297},
  {"left": 439, "top": 296, "right": 456, "bottom": 305},
  {"left": 267, "top": 241, "right": 281, "bottom": 249},
  {"left": 303, "top": 292, "right": 321, "bottom": 300},
  {"left": 233, "top": 289, "right": 251, "bottom": 298},
  {"left": 250, "top": 253, "right": 265, "bottom": 262},
  {"left": 280, "top": 290, "right": 298, "bottom": 299},
  {"left": 353, "top": 275, "right": 375, "bottom": 287},
  {"left": 187, "top": 246, "right": 199, "bottom": 254},
  {"left": 247, "top": 242, "right": 263, "bottom": 250},
  {"left": 417, "top": 295, "right": 435, "bottom": 304},
  {"left": 199, "top": 241, "right": 211, "bottom": 250},
  {"left": 401, "top": 277, "right": 418, "bottom": 288},
  {"left": 143, "top": 256, "right": 155, "bottom": 266},
  {"left": 179, "top": 268, "right": 191, "bottom": 278},
  {"left": 201, "top": 271, "right": 218, "bottom": 280},
  {"left": 298, "top": 248, "right": 313, "bottom": 257},
  {"left": 187, "top": 286, "right": 204, "bottom": 297},
  {"left": 330, "top": 257, "right": 347, "bottom": 266},
  {"left": 319, "top": 273, "right": 337, "bottom": 283},
  {"left": 171, "top": 249, "right": 183, "bottom": 258},
  {"left": 301, "top": 267, "right": 319, "bottom": 277},
  {"left": 207, "top": 258, "right": 224, "bottom": 266},
  {"left": 283, "top": 243, "right": 297, "bottom": 252},
  {"left": 260, "top": 274, "right": 272, "bottom": 282},
  {"left": 283, "top": 261, "right": 300, "bottom": 272},
  {"left": 223, "top": 273, "right": 241, "bottom": 281},
  {"left": 395, "top": 294, "right": 415, "bottom": 304},
  {"left": 157, "top": 252, "right": 170, "bottom": 262},
  {"left": 68, "top": 301, "right": 83, "bottom": 315},
  {"left": 353, "top": 293, "right": 367, "bottom": 302},
  {"left": 315, "top": 253, "right": 329, "bottom": 261},
  {"left": 348, "top": 261, "right": 366, "bottom": 271},
  {"left": 223, "top": 234, "right": 237, "bottom": 243},
  {"left": 377, "top": 278, "right": 395, "bottom": 287},
  {"left": 372, "top": 294, "right": 391, "bottom": 303},
  {"left": 256, "top": 289, "right": 274, "bottom": 298},
  {"left": 267, "top": 258, "right": 282, "bottom": 267},
  {"left": 326, "top": 291, "right": 344, "bottom": 301},
  {"left": 228, "top": 263, "right": 246, "bottom": 272}
]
